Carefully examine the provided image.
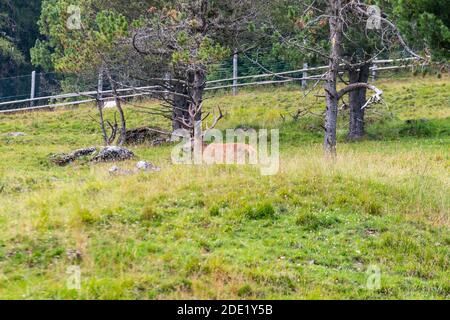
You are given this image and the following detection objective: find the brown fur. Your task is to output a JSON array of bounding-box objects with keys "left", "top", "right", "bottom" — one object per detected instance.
[{"left": 203, "top": 143, "right": 257, "bottom": 164}]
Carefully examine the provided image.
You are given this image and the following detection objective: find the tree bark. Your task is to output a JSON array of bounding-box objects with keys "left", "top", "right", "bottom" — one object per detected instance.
[
  {"left": 172, "top": 70, "right": 205, "bottom": 135},
  {"left": 96, "top": 67, "right": 109, "bottom": 145},
  {"left": 172, "top": 81, "right": 190, "bottom": 131},
  {"left": 324, "top": 0, "right": 343, "bottom": 155},
  {"left": 191, "top": 70, "right": 206, "bottom": 138},
  {"left": 96, "top": 100, "right": 109, "bottom": 146},
  {"left": 348, "top": 63, "right": 370, "bottom": 140},
  {"left": 105, "top": 69, "right": 126, "bottom": 146},
  {"left": 192, "top": 70, "right": 205, "bottom": 121},
  {"left": 114, "top": 92, "right": 127, "bottom": 146}
]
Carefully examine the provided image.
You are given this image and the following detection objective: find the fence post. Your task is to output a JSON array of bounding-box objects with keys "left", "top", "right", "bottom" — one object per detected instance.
[
  {"left": 302, "top": 63, "right": 308, "bottom": 90},
  {"left": 163, "top": 72, "right": 171, "bottom": 100},
  {"left": 233, "top": 51, "right": 238, "bottom": 96},
  {"left": 30, "top": 71, "right": 36, "bottom": 107},
  {"left": 372, "top": 62, "right": 378, "bottom": 82},
  {"left": 97, "top": 69, "right": 103, "bottom": 106}
]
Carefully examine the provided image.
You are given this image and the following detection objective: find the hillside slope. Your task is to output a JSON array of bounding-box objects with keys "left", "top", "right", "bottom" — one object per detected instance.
[{"left": 0, "top": 75, "right": 448, "bottom": 299}]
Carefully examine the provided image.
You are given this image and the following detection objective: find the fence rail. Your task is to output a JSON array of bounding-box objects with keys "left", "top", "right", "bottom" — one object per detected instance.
[{"left": 0, "top": 58, "right": 419, "bottom": 114}]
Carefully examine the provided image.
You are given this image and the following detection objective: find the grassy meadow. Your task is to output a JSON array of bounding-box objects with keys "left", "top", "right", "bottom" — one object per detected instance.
[{"left": 0, "top": 75, "right": 449, "bottom": 299}]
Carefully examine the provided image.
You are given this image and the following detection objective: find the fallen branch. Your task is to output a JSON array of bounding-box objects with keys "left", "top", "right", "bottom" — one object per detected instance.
[{"left": 337, "top": 82, "right": 383, "bottom": 109}]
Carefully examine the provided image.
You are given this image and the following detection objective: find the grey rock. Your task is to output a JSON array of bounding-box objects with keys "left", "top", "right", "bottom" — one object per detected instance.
[
  {"left": 136, "top": 161, "right": 150, "bottom": 170},
  {"left": 50, "top": 147, "right": 98, "bottom": 166},
  {"left": 91, "top": 146, "right": 134, "bottom": 163},
  {"left": 7, "top": 132, "right": 26, "bottom": 137},
  {"left": 66, "top": 249, "right": 82, "bottom": 262},
  {"left": 109, "top": 161, "right": 161, "bottom": 176},
  {"left": 108, "top": 165, "right": 133, "bottom": 176},
  {"left": 151, "top": 137, "right": 169, "bottom": 146},
  {"left": 72, "top": 147, "right": 97, "bottom": 158},
  {"left": 125, "top": 127, "right": 170, "bottom": 146},
  {"left": 109, "top": 166, "right": 120, "bottom": 174},
  {"left": 136, "top": 161, "right": 161, "bottom": 172}
]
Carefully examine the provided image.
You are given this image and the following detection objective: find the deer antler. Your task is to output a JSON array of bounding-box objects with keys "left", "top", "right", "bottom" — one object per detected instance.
[
  {"left": 106, "top": 112, "right": 118, "bottom": 144},
  {"left": 204, "top": 106, "right": 224, "bottom": 132}
]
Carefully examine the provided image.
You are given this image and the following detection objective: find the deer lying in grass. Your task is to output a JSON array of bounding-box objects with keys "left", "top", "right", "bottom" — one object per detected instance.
[
  {"left": 182, "top": 138, "right": 257, "bottom": 164},
  {"left": 202, "top": 141, "right": 258, "bottom": 164},
  {"left": 176, "top": 106, "right": 258, "bottom": 164}
]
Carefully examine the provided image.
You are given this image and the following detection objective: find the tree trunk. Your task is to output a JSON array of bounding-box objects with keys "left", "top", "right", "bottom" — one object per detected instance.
[
  {"left": 348, "top": 64, "right": 370, "bottom": 140},
  {"left": 192, "top": 70, "right": 205, "bottom": 120},
  {"left": 172, "top": 81, "right": 189, "bottom": 131},
  {"left": 104, "top": 69, "right": 126, "bottom": 146},
  {"left": 114, "top": 93, "right": 127, "bottom": 146},
  {"left": 96, "top": 100, "right": 109, "bottom": 146},
  {"left": 324, "top": 0, "right": 343, "bottom": 155},
  {"left": 97, "top": 67, "right": 108, "bottom": 145},
  {"left": 172, "top": 70, "right": 205, "bottom": 135},
  {"left": 191, "top": 70, "right": 205, "bottom": 138}
]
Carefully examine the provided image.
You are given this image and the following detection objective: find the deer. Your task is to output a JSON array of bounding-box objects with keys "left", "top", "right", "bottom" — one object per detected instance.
[
  {"left": 202, "top": 140, "right": 258, "bottom": 164},
  {"left": 178, "top": 106, "right": 258, "bottom": 164}
]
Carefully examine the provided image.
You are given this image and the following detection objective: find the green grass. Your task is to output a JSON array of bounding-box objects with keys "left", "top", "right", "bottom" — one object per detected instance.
[{"left": 0, "top": 75, "right": 448, "bottom": 299}]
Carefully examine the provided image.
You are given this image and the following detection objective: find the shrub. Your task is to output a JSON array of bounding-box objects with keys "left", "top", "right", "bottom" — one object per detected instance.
[
  {"left": 209, "top": 205, "right": 221, "bottom": 217},
  {"left": 295, "top": 210, "right": 340, "bottom": 231},
  {"left": 78, "top": 208, "right": 97, "bottom": 225},
  {"left": 140, "top": 206, "right": 161, "bottom": 222},
  {"left": 244, "top": 203, "right": 276, "bottom": 220},
  {"left": 237, "top": 284, "right": 253, "bottom": 297},
  {"left": 400, "top": 119, "right": 434, "bottom": 137}
]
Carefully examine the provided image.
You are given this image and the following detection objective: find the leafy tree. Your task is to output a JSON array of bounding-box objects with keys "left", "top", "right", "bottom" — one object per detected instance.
[
  {"left": 393, "top": 0, "right": 449, "bottom": 61},
  {"left": 0, "top": 26, "right": 25, "bottom": 78},
  {"left": 0, "top": 0, "right": 41, "bottom": 102},
  {"left": 132, "top": 0, "right": 259, "bottom": 135},
  {"left": 30, "top": 0, "right": 148, "bottom": 144},
  {"left": 31, "top": 0, "right": 132, "bottom": 73},
  {"left": 270, "top": 0, "right": 423, "bottom": 153}
]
